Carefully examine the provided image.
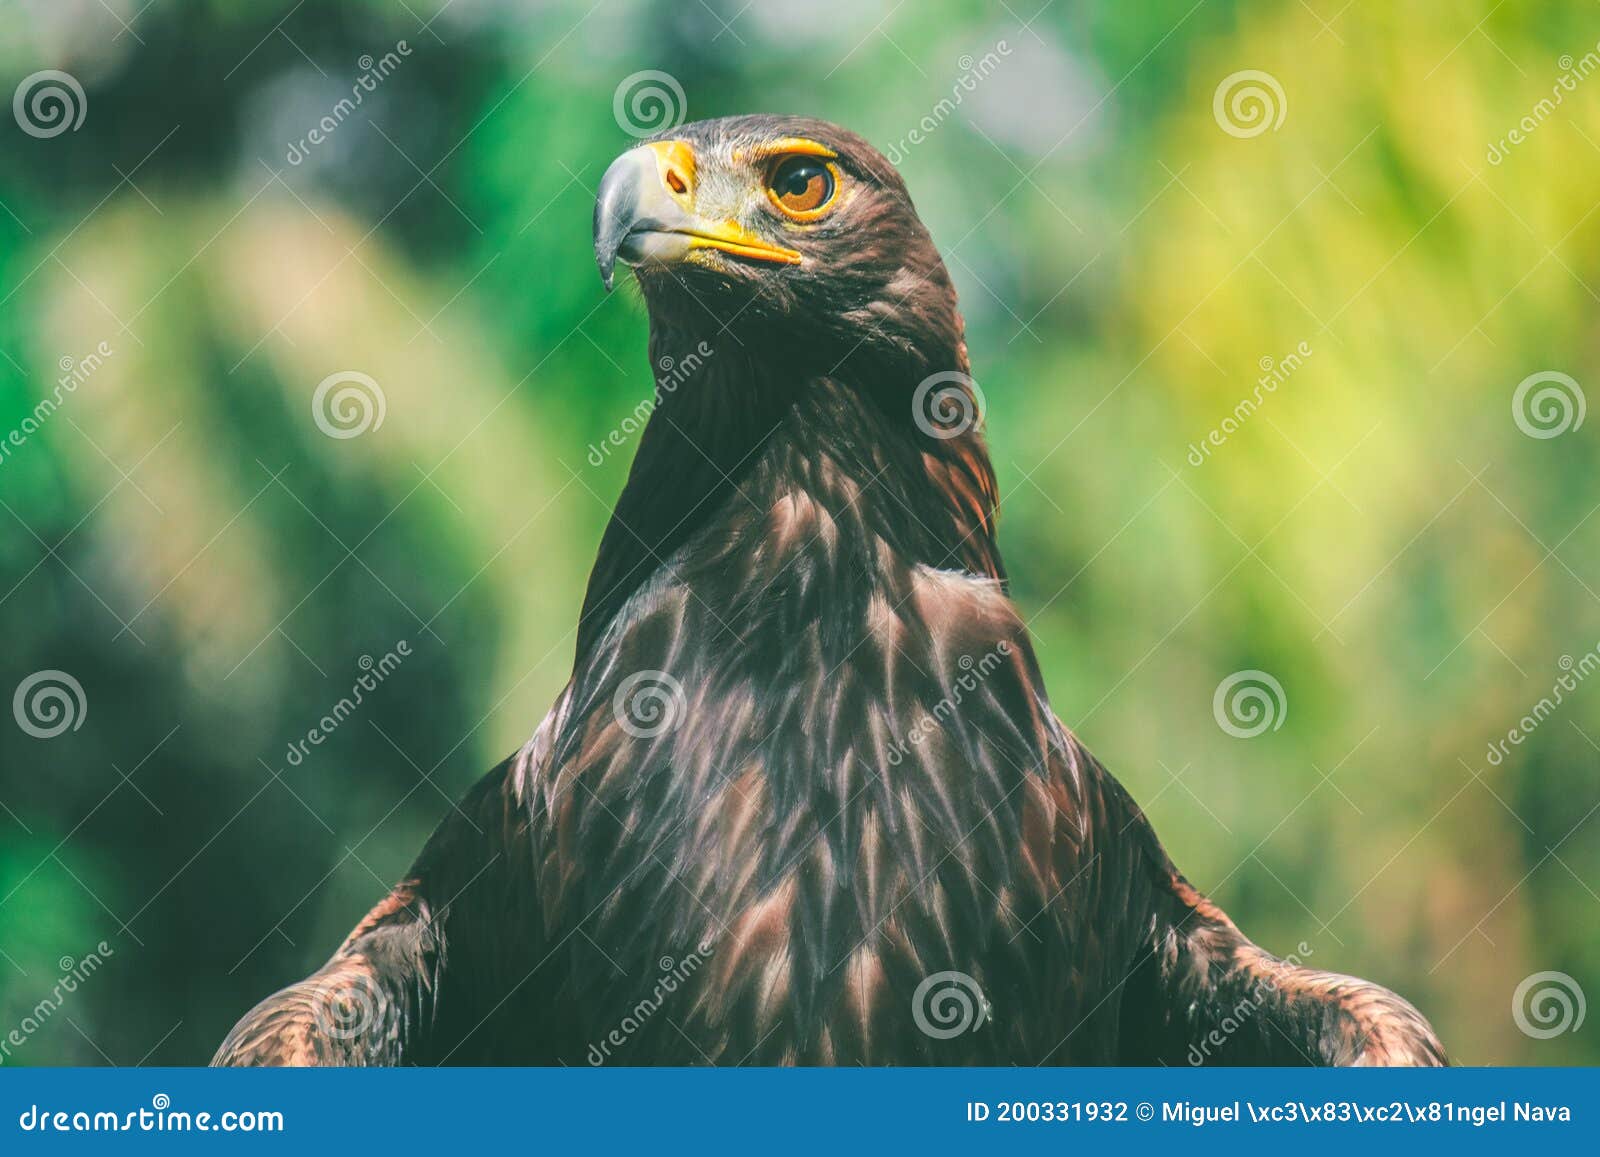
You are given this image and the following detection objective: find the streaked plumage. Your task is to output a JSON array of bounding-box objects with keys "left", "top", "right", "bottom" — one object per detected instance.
[{"left": 215, "top": 115, "right": 1444, "bottom": 1067}]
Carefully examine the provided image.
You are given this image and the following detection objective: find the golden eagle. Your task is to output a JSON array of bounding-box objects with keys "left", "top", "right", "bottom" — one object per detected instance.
[{"left": 214, "top": 115, "right": 1444, "bottom": 1067}]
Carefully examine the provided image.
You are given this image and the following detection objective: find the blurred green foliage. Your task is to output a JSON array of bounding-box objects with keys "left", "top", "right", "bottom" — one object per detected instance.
[{"left": 0, "top": 0, "right": 1595, "bottom": 1065}]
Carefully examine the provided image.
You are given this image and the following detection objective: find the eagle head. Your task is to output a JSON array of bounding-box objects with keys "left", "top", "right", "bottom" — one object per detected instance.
[{"left": 594, "top": 114, "right": 965, "bottom": 380}]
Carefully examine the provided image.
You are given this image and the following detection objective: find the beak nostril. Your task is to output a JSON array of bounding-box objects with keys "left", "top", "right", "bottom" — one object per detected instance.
[{"left": 595, "top": 141, "right": 802, "bottom": 291}]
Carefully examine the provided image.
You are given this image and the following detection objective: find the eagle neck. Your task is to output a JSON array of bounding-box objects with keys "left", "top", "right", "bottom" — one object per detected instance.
[{"left": 575, "top": 322, "right": 1002, "bottom": 660}]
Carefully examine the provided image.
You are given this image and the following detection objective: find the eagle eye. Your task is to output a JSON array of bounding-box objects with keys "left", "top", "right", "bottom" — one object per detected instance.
[{"left": 767, "top": 156, "right": 837, "bottom": 219}]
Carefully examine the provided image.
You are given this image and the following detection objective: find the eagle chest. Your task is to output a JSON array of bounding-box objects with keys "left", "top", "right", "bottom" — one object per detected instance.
[{"left": 535, "top": 563, "right": 1079, "bottom": 1062}]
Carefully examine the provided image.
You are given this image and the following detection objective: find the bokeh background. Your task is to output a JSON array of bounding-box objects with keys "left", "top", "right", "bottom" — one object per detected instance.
[{"left": 1, "top": 0, "right": 1596, "bottom": 1066}]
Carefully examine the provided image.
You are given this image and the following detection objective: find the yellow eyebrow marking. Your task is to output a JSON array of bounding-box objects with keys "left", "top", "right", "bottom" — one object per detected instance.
[{"left": 736, "top": 137, "right": 838, "bottom": 163}]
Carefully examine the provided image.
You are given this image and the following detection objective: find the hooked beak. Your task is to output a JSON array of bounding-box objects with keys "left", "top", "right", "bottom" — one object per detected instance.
[{"left": 593, "top": 140, "right": 802, "bottom": 291}]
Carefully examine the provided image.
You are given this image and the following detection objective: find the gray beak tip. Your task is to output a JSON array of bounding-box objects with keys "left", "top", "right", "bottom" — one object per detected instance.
[
  {"left": 594, "top": 147, "right": 651, "bottom": 295},
  {"left": 594, "top": 145, "right": 695, "bottom": 295}
]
